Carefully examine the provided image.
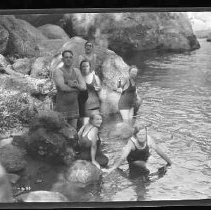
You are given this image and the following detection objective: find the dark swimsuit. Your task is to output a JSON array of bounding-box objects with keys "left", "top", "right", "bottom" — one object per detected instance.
[
  {"left": 118, "top": 79, "right": 137, "bottom": 110},
  {"left": 77, "top": 126, "right": 108, "bottom": 167},
  {"left": 84, "top": 75, "right": 100, "bottom": 116},
  {"left": 127, "top": 136, "right": 150, "bottom": 176}
]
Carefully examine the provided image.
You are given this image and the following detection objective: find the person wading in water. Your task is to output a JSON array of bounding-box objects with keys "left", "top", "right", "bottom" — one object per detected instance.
[
  {"left": 102, "top": 125, "right": 172, "bottom": 178},
  {"left": 53, "top": 50, "right": 86, "bottom": 129}
]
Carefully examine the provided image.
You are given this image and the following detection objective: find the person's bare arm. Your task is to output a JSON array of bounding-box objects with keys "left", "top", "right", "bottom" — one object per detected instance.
[
  {"left": 148, "top": 135, "right": 172, "bottom": 166},
  {"left": 54, "top": 69, "right": 77, "bottom": 92},
  {"left": 94, "top": 74, "right": 102, "bottom": 92}
]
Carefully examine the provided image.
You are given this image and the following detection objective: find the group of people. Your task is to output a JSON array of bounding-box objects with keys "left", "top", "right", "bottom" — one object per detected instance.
[{"left": 53, "top": 41, "right": 172, "bottom": 178}]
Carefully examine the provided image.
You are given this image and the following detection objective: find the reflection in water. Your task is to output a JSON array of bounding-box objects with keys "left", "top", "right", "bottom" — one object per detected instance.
[{"left": 98, "top": 38, "right": 211, "bottom": 201}]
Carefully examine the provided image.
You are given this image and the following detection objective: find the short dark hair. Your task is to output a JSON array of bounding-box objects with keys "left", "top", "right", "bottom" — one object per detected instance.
[
  {"left": 62, "top": 50, "right": 73, "bottom": 57},
  {"left": 79, "top": 59, "right": 91, "bottom": 71},
  {"left": 85, "top": 41, "right": 93, "bottom": 48}
]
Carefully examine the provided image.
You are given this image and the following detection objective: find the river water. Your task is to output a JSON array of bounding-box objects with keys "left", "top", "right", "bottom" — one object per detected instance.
[{"left": 95, "top": 38, "right": 211, "bottom": 202}]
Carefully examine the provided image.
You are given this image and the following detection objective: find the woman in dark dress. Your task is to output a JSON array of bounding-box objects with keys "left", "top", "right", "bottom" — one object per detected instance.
[
  {"left": 117, "top": 66, "right": 139, "bottom": 125},
  {"left": 77, "top": 114, "right": 108, "bottom": 169}
]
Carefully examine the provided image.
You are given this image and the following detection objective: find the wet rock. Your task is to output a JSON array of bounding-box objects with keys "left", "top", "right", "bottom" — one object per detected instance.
[
  {"left": 25, "top": 110, "right": 77, "bottom": 165},
  {"left": 64, "top": 160, "right": 101, "bottom": 185},
  {"left": 0, "top": 163, "right": 14, "bottom": 202},
  {"left": 15, "top": 14, "right": 64, "bottom": 27},
  {"left": 0, "top": 144, "right": 27, "bottom": 173},
  {"left": 12, "top": 58, "right": 32, "bottom": 75},
  {"left": 21, "top": 191, "right": 69, "bottom": 202},
  {"left": 38, "top": 24, "right": 70, "bottom": 40},
  {"left": 51, "top": 160, "right": 102, "bottom": 201}
]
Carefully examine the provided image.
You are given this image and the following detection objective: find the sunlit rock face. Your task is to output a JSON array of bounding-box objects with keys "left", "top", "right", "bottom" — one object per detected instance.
[{"left": 66, "top": 12, "right": 200, "bottom": 54}]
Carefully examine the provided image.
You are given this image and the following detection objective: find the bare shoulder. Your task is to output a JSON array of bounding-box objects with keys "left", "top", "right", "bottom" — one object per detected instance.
[
  {"left": 88, "top": 127, "right": 99, "bottom": 142},
  {"left": 54, "top": 68, "right": 63, "bottom": 78}
]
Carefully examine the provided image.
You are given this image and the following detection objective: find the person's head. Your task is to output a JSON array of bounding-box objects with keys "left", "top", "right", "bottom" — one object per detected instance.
[
  {"left": 80, "top": 59, "right": 91, "bottom": 76},
  {"left": 85, "top": 41, "right": 94, "bottom": 54},
  {"left": 89, "top": 114, "right": 103, "bottom": 128},
  {"left": 62, "top": 50, "right": 74, "bottom": 67},
  {"left": 129, "top": 65, "right": 138, "bottom": 79},
  {"left": 133, "top": 125, "right": 147, "bottom": 143}
]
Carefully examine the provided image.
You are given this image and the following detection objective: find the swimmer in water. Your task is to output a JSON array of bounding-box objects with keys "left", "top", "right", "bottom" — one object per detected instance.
[{"left": 102, "top": 125, "right": 172, "bottom": 177}]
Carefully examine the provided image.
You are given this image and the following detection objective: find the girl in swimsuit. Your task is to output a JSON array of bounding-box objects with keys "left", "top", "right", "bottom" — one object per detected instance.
[
  {"left": 102, "top": 126, "right": 172, "bottom": 175},
  {"left": 79, "top": 59, "right": 102, "bottom": 126},
  {"left": 77, "top": 114, "right": 108, "bottom": 169},
  {"left": 116, "top": 65, "right": 140, "bottom": 125}
]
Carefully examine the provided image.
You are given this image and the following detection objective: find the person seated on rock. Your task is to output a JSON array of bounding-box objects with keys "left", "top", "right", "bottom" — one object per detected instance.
[
  {"left": 78, "top": 41, "right": 97, "bottom": 73},
  {"left": 79, "top": 59, "right": 102, "bottom": 126},
  {"left": 102, "top": 125, "right": 172, "bottom": 178},
  {"left": 77, "top": 114, "right": 108, "bottom": 169},
  {"left": 115, "top": 65, "right": 139, "bottom": 125},
  {"left": 53, "top": 50, "right": 86, "bottom": 129}
]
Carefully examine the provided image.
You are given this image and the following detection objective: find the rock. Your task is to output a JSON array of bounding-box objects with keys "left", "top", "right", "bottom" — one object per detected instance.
[
  {"left": 0, "top": 144, "right": 27, "bottom": 173},
  {"left": 51, "top": 160, "right": 102, "bottom": 201},
  {"left": 7, "top": 173, "right": 20, "bottom": 184},
  {"left": 15, "top": 14, "right": 64, "bottom": 27},
  {"left": 25, "top": 110, "right": 77, "bottom": 164},
  {"left": 67, "top": 13, "right": 200, "bottom": 54},
  {"left": 0, "top": 15, "right": 47, "bottom": 57},
  {"left": 30, "top": 56, "right": 52, "bottom": 79},
  {"left": 21, "top": 191, "right": 69, "bottom": 202},
  {"left": 65, "top": 160, "right": 101, "bottom": 185},
  {"left": 0, "top": 74, "right": 59, "bottom": 133},
  {"left": 0, "top": 54, "right": 10, "bottom": 73},
  {"left": 38, "top": 24, "right": 70, "bottom": 40},
  {"left": 12, "top": 58, "right": 32, "bottom": 75},
  {"left": 0, "top": 138, "right": 13, "bottom": 147},
  {"left": 0, "top": 163, "right": 14, "bottom": 202},
  {"left": 0, "top": 25, "right": 9, "bottom": 54}
]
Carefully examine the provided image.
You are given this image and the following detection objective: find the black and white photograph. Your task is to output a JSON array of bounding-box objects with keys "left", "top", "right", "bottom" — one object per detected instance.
[{"left": 0, "top": 8, "right": 210, "bottom": 205}]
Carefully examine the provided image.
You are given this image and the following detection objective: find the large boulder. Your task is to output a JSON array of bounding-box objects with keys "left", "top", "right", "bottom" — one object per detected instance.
[
  {"left": 66, "top": 12, "right": 200, "bottom": 54},
  {"left": 51, "top": 160, "right": 101, "bottom": 201},
  {"left": 0, "top": 15, "right": 47, "bottom": 57},
  {"left": 24, "top": 110, "right": 78, "bottom": 165},
  {"left": 0, "top": 144, "right": 27, "bottom": 173},
  {"left": 38, "top": 24, "right": 70, "bottom": 40},
  {"left": 12, "top": 58, "right": 32, "bottom": 75}
]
